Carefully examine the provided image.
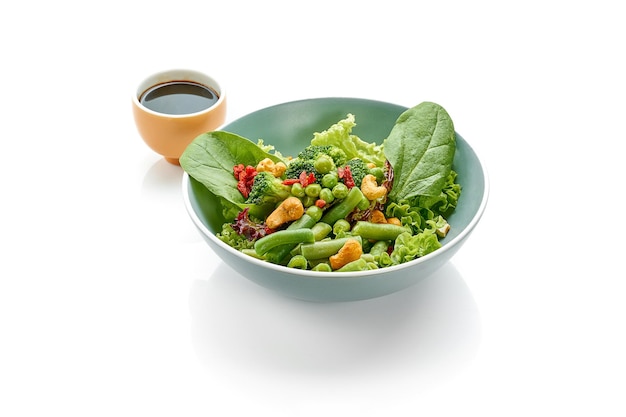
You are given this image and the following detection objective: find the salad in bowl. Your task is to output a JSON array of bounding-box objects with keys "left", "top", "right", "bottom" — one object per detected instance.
[{"left": 181, "top": 98, "right": 487, "bottom": 301}]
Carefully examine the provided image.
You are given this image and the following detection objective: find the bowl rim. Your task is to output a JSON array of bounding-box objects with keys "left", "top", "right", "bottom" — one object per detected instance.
[{"left": 181, "top": 97, "right": 490, "bottom": 278}]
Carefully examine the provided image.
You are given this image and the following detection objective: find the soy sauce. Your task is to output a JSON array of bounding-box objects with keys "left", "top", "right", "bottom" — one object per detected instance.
[{"left": 140, "top": 81, "right": 219, "bottom": 115}]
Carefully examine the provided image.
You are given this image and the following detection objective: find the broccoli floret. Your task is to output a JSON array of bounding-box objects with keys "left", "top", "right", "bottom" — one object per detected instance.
[
  {"left": 343, "top": 158, "right": 370, "bottom": 188},
  {"left": 298, "top": 145, "right": 347, "bottom": 166},
  {"left": 327, "top": 147, "right": 348, "bottom": 166},
  {"left": 245, "top": 171, "right": 291, "bottom": 206},
  {"left": 286, "top": 145, "right": 348, "bottom": 183},
  {"left": 284, "top": 158, "right": 319, "bottom": 181}
]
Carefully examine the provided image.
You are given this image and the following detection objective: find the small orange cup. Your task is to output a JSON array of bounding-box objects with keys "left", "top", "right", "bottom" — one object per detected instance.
[{"left": 132, "top": 69, "right": 226, "bottom": 165}]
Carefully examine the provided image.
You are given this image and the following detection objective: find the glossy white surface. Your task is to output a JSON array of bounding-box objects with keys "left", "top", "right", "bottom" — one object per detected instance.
[{"left": 1, "top": 1, "right": 624, "bottom": 415}]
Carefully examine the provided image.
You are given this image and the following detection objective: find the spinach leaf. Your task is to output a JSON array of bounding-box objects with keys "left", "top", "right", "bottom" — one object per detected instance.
[
  {"left": 180, "top": 131, "right": 283, "bottom": 219},
  {"left": 384, "top": 102, "right": 456, "bottom": 201}
]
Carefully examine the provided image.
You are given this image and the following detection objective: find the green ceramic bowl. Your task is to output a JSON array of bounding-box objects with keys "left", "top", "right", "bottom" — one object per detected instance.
[{"left": 182, "top": 97, "right": 489, "bottom": 302}]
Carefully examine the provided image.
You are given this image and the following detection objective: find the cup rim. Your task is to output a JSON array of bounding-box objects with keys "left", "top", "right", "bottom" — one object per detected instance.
[{"left": 132, "top": 68, "right": 226, "bottom": 118}]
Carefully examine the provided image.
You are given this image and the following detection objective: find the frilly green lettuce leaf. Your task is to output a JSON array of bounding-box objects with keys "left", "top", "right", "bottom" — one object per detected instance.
[
  {"left": 256, "top": 139, "right": 288, "bottom": 162},
  {"left": 417, "top": 170, "right": 462, "bottom": 215},
  {"left": 310, "top": 114, "right": 386, "bottom": 166},
  {"left": 377, "top": 251, "right": 394, "bottom": 268},
  {"left": 390, "top": 231, "right": 442, "bottom": 264},
  {"left": 385, "top": 201, "right": 426, "bottom": 234},
  {"left": 216, "top": 223, "right": 255, "bottom": 251},
  {"left": 425, "top": 215, "right": 448, "bottom": 233}
]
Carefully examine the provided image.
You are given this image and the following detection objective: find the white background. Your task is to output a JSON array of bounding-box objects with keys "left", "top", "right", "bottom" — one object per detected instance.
[{"left": 1, "top": 1, "right": 625, "bottom": 415}]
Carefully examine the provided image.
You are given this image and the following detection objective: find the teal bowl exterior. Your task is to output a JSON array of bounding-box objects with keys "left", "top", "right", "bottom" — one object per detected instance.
[{"left": 182, "top": 98, "right": 489, "bottom": 302}]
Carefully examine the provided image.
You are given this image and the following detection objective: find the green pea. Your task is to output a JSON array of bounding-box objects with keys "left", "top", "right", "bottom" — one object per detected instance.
[
  {"left": 331, "top": 183, "right": 349, "bottom": 199},
  {"left": 302, "top": 195, "right": 316, "bottom": 207},
  {"left": 321, "top": 173, "right": 338, "bottom": 189},
  {"left": 305, "top": 183, "right": 321, "bottom": 197},
  {"left": 291, "top": 182, "right": 305, "bottom": 198},
  {"left": 319, "top": 188, "right": 334, "bottom": 204},
  {"left": 305, "top": 205, "right": 323, "bottom": 222},
  {"left": 314, "top": 154, "right": 335, "bottom": 174},
  {"left": 369, "top": 167, "right": 384, "bottom": 183}
]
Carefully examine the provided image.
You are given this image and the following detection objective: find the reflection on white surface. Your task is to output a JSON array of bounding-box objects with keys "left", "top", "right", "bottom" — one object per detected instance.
[
  {"left": 141, "top": 157, "right": 184, "bottom": 198},
  {"left": 189, "top": 261, "right": 481, "bottom": 395},
  {"left": 140, "top": 156, "right": 203, "bottom": 244}
]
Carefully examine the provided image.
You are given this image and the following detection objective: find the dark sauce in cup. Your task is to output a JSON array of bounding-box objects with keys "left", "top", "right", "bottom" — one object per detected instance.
[{"left": 140, "top": 81, "right": 219, "bottom": 115}]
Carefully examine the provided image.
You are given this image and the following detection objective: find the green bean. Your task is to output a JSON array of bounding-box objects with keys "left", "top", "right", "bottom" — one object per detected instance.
[
  {"left": 369, "top": 240, "right": 390, "bottom": 258},
  {"left": 351, "top": 221, "right": 408, "bottom": 241},
  {"left": 308, "top": 258, "right": 329, "bottom": 268},
  {"left": 311, "top": 222, "right": 332, "bottom": 240},
  {"left": 320, "top": 186, "right": 364, "bottom": 225},
  {"left": 289, "top": 244, "right": 303, "bottom": 257},
  {"left": 312, "top": 262, "right": 332, "bottom": 272},
  {"left": 360, "top": 253, "right": 376, "bottom": 263},
  {"left": 287, "top": 254, "right": 308, "bottom": 269},
  {"left": 255, "top": 228, "right": 315, "bottom": 256},
  {"left": 357, "top": 196, "right": 371, "bottom": 210},
  {"left": 288, "top": 213, "right": 316, "bottom": 229},
  {"left": 300, "top": 236, "right": 363, "bottom": 260},
  {"left": 241, "top": 248, "right": 264, "bottom": 259},
  {"left": 360, "top": 238, "right": 373, "bottom": 253},
  {"left": 263, "top": 214, "right": 317, "bottom": 264},
  {"left": 336, "top": 258, "right": 369, "bottom": 272},
  {"left": 332, "top": 219, "right": 351, "bottom": 236}
]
